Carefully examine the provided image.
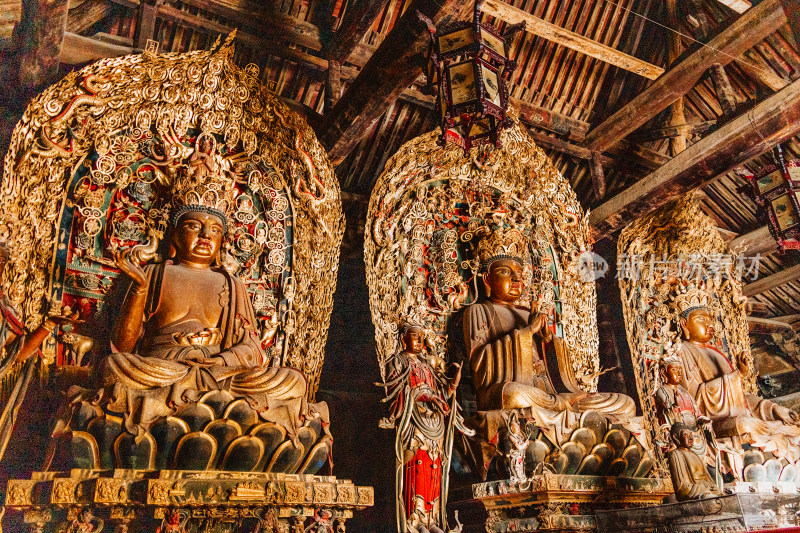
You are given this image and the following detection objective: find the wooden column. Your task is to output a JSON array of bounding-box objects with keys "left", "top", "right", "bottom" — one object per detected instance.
[
  {"left": 325, "top": 59, "right": 343, "bottom": 111},
  {"left": 15, "top": 0, "right": 69, "bottom": 96},
  {"left": 590, "top": 151, "right": 607, "bottom": 200},
  {"left": 135, "top": 0, "right": 157, "bottom": 49},
  {"left": 665, "top": 0, "right": 688, "bottom": 156}
]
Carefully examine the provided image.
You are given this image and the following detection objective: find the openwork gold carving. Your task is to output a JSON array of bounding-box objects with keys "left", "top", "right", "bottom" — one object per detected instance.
[
  {"left": 313, "top": 483, "right": 334, "bottom": 504},
  {"left": 0, "top": 34, "right": 343, "bottom": 397},
  {"left": 357, "top": 487, "right": 374, "bottom": 506},
  {"left": 6, "top": 481, "right": 34, "bottom": 506},
  {"left": 335, "top": 484, "right": 356, "bottom": 505},
  {"left": 364, "top": 112, "right": 600, "bottom": 390}
]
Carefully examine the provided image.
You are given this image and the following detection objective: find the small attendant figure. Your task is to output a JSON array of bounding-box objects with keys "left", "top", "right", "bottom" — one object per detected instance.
[
  {"left": 505, "top": 413, "right": 531, "bottom": 484},
  {"left": 667, "top": 422, "right": 723, "bottom": 502},
  {"left": 379, "top": 323, "right": 472, "bottom": 533}
]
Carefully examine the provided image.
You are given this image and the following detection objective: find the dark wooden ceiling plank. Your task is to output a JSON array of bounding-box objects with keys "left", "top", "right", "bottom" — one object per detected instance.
[
  {"left": 589, "top": 77, "right": 800, "bottom": 238},
  {"left": 583, "top": 0, "right": 790, "bottom": 154},
  {"left": 328, "top": 0, "right": 390, "bottom": 64}
]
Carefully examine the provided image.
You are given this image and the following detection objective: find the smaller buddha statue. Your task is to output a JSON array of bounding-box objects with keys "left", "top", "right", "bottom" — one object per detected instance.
[
  {"left": 504, "top": 412, "right": 531, "bottom": 484},
  {"left": 654, "top": 355, "right": 710, "bottom": 459},
  {"left": 673, "top": 288, "right": 800, "bottom": 465},
  {"left": 379, "top": 323, "right": 471, "bottom": 533},
  {"left": 667, "top": 422, "right": 721, "bottom": 502}
]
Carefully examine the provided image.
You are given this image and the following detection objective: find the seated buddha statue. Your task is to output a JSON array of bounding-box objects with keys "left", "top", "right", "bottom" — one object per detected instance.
[
  {"left": 462, "top": 228, "right": 635, "bottom": 422},
  {"left": 672, "top": 295, "right": 800, "bottom": 463},
  {"left": 667, "top": 422, "right": 721, "bottom": 502},
  {"left": 95, "top": 170, "right": 309, "bottom": 439}
]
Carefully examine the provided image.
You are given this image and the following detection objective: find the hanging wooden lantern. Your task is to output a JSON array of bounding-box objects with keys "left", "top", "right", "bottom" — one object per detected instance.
[
  {"left": 746, "top": 146, "right": 800, "bottom": 251},
  {"left": 420, "top": 3, "right": 524, "bottom": 153}
]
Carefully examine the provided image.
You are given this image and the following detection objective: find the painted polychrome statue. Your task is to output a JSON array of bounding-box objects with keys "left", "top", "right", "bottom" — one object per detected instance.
[
  {"left": 380, "top": 323, "right": 471, "bottom": 533},
  {"left": 672, "top": 287, "right": 800, "bottom": 474}
]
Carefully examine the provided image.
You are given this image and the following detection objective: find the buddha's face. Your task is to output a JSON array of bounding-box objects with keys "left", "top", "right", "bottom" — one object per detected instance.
[
  {"left": 682, "top": 308, "right": 714, "bottom": 344},
  {"left": 402, "top": 327, "right": 425, "bottom": 355},
  {"left": 172, "top": 211, "right": 224, "bottom": 266},
  {"left": 483, "top": 259, "right": 524, "bottom": 305},
  {"left": 662, "top": 362, "right": 683, "bottom": 386}
]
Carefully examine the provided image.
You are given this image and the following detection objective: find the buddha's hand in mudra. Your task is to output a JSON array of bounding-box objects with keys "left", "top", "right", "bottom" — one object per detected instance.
[
  {"left": 113, "top": 249, "right": 147, "bottom": 289},
  {"left": 528, "top": 300, "right": 553, "bottom": 343}
]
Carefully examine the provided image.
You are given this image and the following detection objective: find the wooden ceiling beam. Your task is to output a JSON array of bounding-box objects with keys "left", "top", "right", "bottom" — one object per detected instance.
[
  {"left": 60, "top": 31, "right": 137, "bottom": 64},
  {"left": 589, "top": 77, "right": 800, "bottom": 238},
  {"left": 728, "top": 225, "right": 777, "bottom": 256},
  {"left": 328, "top": 0, "right": 389, "bottom": 65},
  {"left": 479, "top": 0, "right": 664, "bottom": 80},
  {"left": 317, "top": 0, "right": 474, "bottom": 165},
  {"left": 583, "top": 0, "right": 789, "bottom": 154},
  {"left": 398, "top": 87, "right": 590, "bottom": 141},
  {"left": 67, "top": 0, "right": 115, "bottom": 35},
  {"left": 743, "top": 264, "right": 800, "bottom": 297}
]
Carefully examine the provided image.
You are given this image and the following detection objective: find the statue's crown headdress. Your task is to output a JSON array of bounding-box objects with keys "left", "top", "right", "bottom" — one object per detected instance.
[
  {"left": 170, "top": 133, "right": 235, "bottom": 231},
  {"left": 475, "top": 226, "right": 528, "bottom": 271},
  {"left": 671, "top": 282, "right": 710, "bottom": 319}
]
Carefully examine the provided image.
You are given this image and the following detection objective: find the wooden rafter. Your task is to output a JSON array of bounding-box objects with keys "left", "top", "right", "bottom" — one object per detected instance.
[
  {"left": 316, "top": 0, "right": 474, "bottom": 165},
  {"left": 743, "top": 264, "right": 800, "bottom": 297},
  {"left": 583, "top": 0, "right": 790, "bottom": 154},
  {"left": 589, "top": 77, "right": 800, "bottom": 238},
  {"left": 479, "top": 0, "right": 664, "bottom": 80},
  {"left": 728, "top": 226, "right": 777, "bottom": 256}
]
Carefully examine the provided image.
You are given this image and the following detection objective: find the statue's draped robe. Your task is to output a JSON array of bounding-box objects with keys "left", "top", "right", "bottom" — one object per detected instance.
[
  {"left": 101, "top": 262, "right": 308, "bottom": 436},
  {"left": 676, "top": 341, "right": 800, "bottom": 463},
  {"left": 667, "top": 446, "right": 719, "bottom": 501},
  {"left": 464, "top": 302, "right": 635, "bottom": 419}
]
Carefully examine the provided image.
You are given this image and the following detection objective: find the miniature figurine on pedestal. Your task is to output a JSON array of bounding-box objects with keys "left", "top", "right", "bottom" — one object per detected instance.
[
  {"left": 667, "top": 422, "right": 722, "bottom": 502},
  {"left": 504, "top": 412, "right": 531, "bottom": 484},
  {"left": 379, "top": 323, "right": 471, "bottom": 533}
]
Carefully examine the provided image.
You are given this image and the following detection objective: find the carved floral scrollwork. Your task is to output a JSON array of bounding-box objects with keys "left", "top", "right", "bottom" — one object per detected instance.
[{"left": 364, "top": 112, "right": 601, "bottom": 391}]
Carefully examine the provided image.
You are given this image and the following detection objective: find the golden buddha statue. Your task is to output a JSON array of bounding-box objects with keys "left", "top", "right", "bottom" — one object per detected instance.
[
  {"left": 95, "top": 163, "right": 309, "bottom": 439},
  {"left": 462, "top": 228, "right": 635, "bottom": 422},
  {"left": 672, "top": 287, "right": 800, "bottom": 467}
]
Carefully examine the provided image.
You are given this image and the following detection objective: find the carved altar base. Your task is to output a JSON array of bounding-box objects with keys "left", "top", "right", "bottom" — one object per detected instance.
[
  {"left": 448, "top": 473, "right": 672, "bottom": 532},
  {"left": 5, "top": 469, "right": 373, "bottom": 532},
  {"left": 595, "top": 486, "right": 800, "bottom": 532}
]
